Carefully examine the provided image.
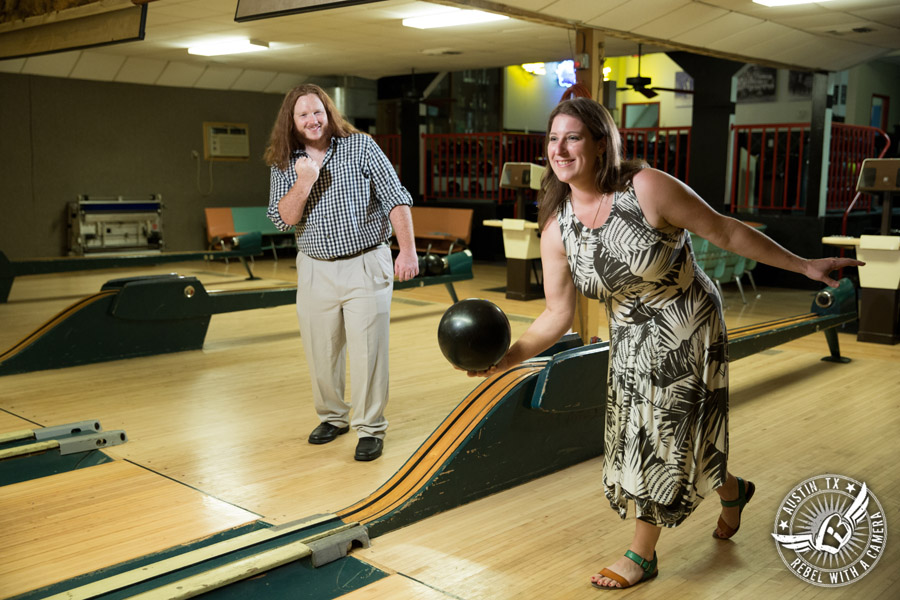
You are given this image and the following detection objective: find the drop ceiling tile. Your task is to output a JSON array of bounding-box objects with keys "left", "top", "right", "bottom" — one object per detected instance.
[
  {"left": 584, "top": 0, "right": 692, "bottom": 32},
  {"left": 671, "top": 12, "right": 763, "bottom": 48},
  {"left": 775, "top": 12, "right": 866, "bottom": 30},
  {"left": 852, "top": 6, "right": 900, "bottom": 28},
  {"left": 634, "top": 3, "right": 728, "bottom": 40},
  {"left": 264, "top": 72, "right": 307, "bottom": 94},
  {"left": 156, "top": 60, "right": 205, "bottom": 86},
  {"left": 115, "top": 56, "right": 168, "bottom": 84},
  {"left": 69, "top": 51, "right": 125, "bottom": 81},
  {"left": 231, "top": 68, "right": 278, "bottom": 91},
  {"left": 69, "top": 51, "right": 126, "bottom": 81},
  {"left": 0, "top": 57, "right": 26, "bottom": 73},
  {"left": 194, "top": 65, "right": 242, "bottom": 88},
  {"left": 540, "top": 0, "right": 627, "bottom": 22},
  {"left": 20, "top": 51, "right": 80, "bottom": 77},
  {"left": 739, "top": 29, "right": 819, "bottom": 59},
  {"left": 706, "top": 21, "right": 788, "bottom": 55}
]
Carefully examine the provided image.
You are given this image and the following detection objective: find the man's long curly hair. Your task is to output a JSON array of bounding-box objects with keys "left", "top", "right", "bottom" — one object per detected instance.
[
  {"left": 263, "top": 83, "right": 361, "bottom": 170},
  {"left": 537, "top": 98, "right": 645, "bottom": 229}
]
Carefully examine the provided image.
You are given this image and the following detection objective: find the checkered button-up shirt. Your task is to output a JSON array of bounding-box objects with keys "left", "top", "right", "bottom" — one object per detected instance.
[{"left": 267, "top": 134, "right": 412, "bottom": 259}]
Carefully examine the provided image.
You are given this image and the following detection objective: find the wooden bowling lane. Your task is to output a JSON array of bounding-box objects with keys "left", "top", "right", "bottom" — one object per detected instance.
[
  {"left": 331, "top": 574, "right": 457, "bottom": 599},
  {"left": 349, "top": 332, "right": 900, "bottom": 600},
  {"left": 0, "top": 258, "right": 884, "bottom": 598},
  {"left": 0, "top": 460, "right": 259, "bottom": 599},
  {"left": 0, "top": 283, "right": 534, "bottom": 530},
  {"left": 0, "top": 410, "right": 36, "bottom": 433},
  {"left": 0, "top": 258, "right": 296, "bottom": 351}
]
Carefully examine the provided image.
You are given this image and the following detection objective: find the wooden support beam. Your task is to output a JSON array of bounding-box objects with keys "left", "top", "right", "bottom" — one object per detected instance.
[{"left": 0, "top": 2, "right": 146, "bottom": 60}]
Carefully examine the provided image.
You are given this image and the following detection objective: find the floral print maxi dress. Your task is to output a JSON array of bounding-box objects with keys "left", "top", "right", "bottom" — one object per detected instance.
[{"left": 558, "top": 185, "right": 728, "bottom": 527}]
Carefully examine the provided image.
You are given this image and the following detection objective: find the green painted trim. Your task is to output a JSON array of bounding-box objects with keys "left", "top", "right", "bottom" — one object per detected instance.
[{"left": 0, "top": 449, "right": 113, "bottom": 486}]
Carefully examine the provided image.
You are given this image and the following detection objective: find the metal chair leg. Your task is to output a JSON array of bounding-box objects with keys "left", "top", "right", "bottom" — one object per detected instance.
[
  {"left": 734, "top": 275, "right": 747, "bottom": 304},
  {"left": 747, "top": 271, "right": 760, "bottom": 298}
]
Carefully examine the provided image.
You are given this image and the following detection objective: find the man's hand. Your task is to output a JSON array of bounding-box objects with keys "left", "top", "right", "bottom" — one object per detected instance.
[
  {"left": 394, "top": 249, "right": 419, "bottom": 282},
  {"left": 294, "top": 155, "right": 320, "bottom": 188}
]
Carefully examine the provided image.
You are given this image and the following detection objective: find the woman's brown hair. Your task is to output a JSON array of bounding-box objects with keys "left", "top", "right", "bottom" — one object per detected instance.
[
  {"left": 537, "top": 98, "right": 645, "bottom": 229},
  {"left": 263, "top": 83, "right": 362, "bottom": 170}
]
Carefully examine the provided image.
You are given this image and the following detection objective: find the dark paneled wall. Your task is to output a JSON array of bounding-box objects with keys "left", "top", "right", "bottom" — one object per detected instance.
[{"left": 0, "top": 73, "right": 284, "bottom": 258}]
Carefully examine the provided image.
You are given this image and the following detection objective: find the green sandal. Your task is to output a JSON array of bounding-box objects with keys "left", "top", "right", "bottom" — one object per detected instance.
[
  {"left": 592, "top": 550, "right": 658, "bottom": 590},
  {"left": 713, "top": 477, "right": 756, "bottom": 539}
]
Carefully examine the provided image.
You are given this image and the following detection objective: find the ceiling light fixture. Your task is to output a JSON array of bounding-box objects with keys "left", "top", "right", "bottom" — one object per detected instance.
[
  {"left": 752, "top": 0, "right": 832, "bottom": 6},
  {"left": 188, "top": 39, "right": 269, "bottom": 56},
  {"left": 522, "top": 63, "right": 546, "bottom": 75},
  {"left": 402, "top": 9, "right": 508, "bottom": 29}
]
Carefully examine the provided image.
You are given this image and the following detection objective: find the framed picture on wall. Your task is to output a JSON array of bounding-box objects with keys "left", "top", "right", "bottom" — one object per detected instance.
[
  {"left": 674, "top": 71, "right": 693, "bottom": 107},
  {"left": 736, "top": 65, "right": 777, "bottom": 103},
  {"left": 788, "top": 70, "right": 813, "bottom": 98}
]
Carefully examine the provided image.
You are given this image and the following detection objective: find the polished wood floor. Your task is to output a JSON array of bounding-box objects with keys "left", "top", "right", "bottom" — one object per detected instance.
[{"left": 1, "top": 256, "right": 897, "bottom": 599}]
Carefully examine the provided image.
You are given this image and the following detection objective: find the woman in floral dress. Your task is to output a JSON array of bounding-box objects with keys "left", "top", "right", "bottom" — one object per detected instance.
[{"left": 470, "top": 98, "right": 862, "bottom": 590}]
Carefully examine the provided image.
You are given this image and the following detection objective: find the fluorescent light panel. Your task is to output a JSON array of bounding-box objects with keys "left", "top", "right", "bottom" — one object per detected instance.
[
  {"left": 188, "top": 39, "right": 268, "bottom": 56},
  {"left": 402, "top": 9, "right": 508, "bottom": 29},
  {"left": 752, "top": 0, "right": 832, "bottom": 6}
]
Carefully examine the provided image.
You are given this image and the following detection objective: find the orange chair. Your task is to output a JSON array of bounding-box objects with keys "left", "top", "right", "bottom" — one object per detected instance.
[{"left": 204, "top": 208, "right": 238, "bottom": 250}]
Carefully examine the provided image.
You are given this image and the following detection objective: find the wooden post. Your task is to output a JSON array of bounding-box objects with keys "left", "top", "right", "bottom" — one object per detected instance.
[
  {"left": 572, "top": 293, "right": 602, "bottom": 344},
  {"left": 574, "top": 28, "right": 605, "bottom": 101}
]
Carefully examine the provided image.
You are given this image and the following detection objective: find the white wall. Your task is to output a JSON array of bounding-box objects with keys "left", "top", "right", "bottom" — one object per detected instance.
[{"left": 846, "top": 59, "right": 900, "bottom": 131}]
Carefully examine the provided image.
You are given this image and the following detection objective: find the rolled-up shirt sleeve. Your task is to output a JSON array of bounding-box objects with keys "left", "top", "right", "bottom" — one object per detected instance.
[
  {"left": 366, "top": 137, "right": 413, "bottom": 211},
  {"left": 267, "top": 164, "right": 294, "bottom": 232}
]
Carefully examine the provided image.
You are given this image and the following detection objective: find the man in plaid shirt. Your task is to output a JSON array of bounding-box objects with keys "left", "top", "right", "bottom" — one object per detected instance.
[{"left": 265, "top": 84, "right": 418, "bottom": 461}]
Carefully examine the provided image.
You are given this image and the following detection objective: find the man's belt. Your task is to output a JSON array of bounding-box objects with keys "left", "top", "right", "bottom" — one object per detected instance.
[{"left": 316, "top": 243, "right": 385, "bottom": 261}]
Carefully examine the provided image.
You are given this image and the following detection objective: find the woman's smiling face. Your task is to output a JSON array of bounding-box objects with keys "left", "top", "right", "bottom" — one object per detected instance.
[{"left": 547, "top": 113, "right": 605, "bottom": 189}]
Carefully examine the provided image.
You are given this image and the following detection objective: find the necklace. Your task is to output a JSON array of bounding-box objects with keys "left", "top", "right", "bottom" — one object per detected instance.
[{"left": 579, "top": 194, "right": 607, "bottom": 252}]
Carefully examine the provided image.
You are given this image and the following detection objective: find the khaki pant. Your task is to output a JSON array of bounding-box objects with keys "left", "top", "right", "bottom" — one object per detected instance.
[{"left": 295, "top": 246, "right": 393, "bottom": 439}]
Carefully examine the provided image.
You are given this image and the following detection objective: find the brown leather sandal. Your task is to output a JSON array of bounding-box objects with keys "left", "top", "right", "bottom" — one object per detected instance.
[{"left": 713, "top": 477, "right": 756, "bottom": 539}]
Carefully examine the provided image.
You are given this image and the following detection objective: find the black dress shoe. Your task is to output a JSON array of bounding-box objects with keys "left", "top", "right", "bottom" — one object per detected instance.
[
  {"left": 308, "top": 422, "right": 349, "bottom": 444},
  {"left": 354, "top": 437, "right": 383, "bottom": 461}
]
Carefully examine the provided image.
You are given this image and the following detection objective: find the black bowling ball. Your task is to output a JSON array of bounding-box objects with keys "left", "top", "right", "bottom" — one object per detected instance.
[
  {"left": 437, "top": 298, "right": 511, "bottom": 372},
  {"left": 417, "top": 254, "right": 427, "bottom": 277},
  {"left": 425, "top": 253, "right": 445, "bottom": 276}
]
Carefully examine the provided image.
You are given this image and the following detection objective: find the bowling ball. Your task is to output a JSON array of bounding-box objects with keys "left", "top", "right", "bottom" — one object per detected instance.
[
  {"left": 417, "top": 254, "right": 427, "bottom": 277},
  {"left": 437, "top": 298, "right": 511, "bottom": 372},
  {"left": 425, "top": 253, "right": 445, "bottom": 276}
]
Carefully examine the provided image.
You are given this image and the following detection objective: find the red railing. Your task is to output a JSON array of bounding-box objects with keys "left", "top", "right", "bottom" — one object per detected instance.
[
  {"left": 729, "top": 122, "right": 890, "bottom": 213},
  {"left": 829, "top": 123, "right": 889, "bottom": 214},
  {"left": 839, "top": 126, "right": 891, "bottom": 237},
  {"left": 422, "top": 132, "right": 545, "bottom": 208},
  {"left": 421, "top": 128, "right": 693, "bottom": 207},
  {"left": 373, "top": 134, "right": 402, "bottom": 178},
  {"left": 420, "top": 125, "right": 887, "bottom": 215},
  {"left": 620, "top": 126, "right": 691, "bottom": 184},
  {"left": 729, "top": 122, "right": 809, "bottom": 212}
]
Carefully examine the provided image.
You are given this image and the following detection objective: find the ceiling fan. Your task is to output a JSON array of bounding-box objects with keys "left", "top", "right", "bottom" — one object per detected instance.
[{"left": 619, "top": 44, "right": 693, "bottom": 99}]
